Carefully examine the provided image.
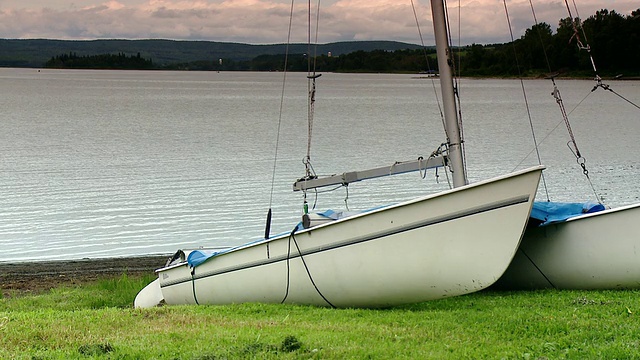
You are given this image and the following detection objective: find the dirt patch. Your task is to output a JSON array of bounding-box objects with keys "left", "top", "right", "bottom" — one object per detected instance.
[{"left": 0, "top": 255, "right": 170, "bottom": 297}]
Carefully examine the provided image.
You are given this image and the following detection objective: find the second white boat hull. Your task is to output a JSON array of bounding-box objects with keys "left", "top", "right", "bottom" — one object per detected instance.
[
  {"left": 495, "top": 203, "right": 640, "bottom": 289},
  {"left": 143, "top": 166, "right": 543, "bottom": 308}
]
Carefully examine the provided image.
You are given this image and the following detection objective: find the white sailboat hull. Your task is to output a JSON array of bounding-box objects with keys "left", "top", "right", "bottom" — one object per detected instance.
[
  {"left": 496, "top": 203, "right": 640, "bottom": 289},
  {"left": 133, "top": 279, "right": 164, "bottom": 308},
  {"left": 139, "top": 166, "right": 543, "bottom": 308}
]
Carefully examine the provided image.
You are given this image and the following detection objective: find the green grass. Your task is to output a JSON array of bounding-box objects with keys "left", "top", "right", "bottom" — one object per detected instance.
[{"left": 1, "top": 276, "right": 639, "bottom": 359}]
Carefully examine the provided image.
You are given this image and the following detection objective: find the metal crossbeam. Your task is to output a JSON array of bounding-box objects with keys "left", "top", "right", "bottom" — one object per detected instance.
[{"left": 293, "top": 156, "right": 447, "bottom": 191}]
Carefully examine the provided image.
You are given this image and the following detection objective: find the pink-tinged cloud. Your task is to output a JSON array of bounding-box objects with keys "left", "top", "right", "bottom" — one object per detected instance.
[{"left": 0, "top": 0, "right": 637, "bottom": 44}]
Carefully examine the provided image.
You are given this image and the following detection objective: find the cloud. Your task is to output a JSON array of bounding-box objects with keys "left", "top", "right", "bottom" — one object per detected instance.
[{"left": 0, "top": 0, "right": 637, "bottom": 44}]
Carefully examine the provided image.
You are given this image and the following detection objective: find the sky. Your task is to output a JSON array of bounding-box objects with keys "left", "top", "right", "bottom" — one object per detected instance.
[{"left": 0, "top": 0, "right": 637, "bottom": 45}]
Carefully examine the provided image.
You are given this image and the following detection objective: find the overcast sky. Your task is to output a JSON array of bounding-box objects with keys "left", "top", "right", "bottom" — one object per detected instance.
[{"left": 0, "top": 1, "right": 636, "bottom": 45}]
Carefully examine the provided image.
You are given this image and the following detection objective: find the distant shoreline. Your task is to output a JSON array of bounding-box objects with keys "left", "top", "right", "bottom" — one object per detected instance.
[{"left": 5, "top": 67, "right": 639, "bottom": 81}]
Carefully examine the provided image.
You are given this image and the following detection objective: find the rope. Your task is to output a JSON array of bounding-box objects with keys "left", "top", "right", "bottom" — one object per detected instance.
[
  {"left": 264, "top": 0, "right": 296, "bottom": 239},
  {"left": 190, "top": 269, "right": 200, "bottom": 305},
  {"left": 419, "top": 145, "right": 453, "bottom": 189},
  {"left": 563, "top": 0, "right": 598, "bottom": 75},
  {"left": 519, "top": 249, "right": 557, "bottom": 288},
  {"left": 302, "top": 0, "right": 323, "bottom": 214},
  {"left": 442, "top": 161, "right": 451, "bottom": 188},
  {"left": 305, "top": 0, "right": 322, "bottom": 180},
  {"left": 280, "top": 229, "right": 293, "bottom": 303},
  {"left": 564, "top": 0, "right": 594, "bottom": 67},
  {"left": 503, "top": 0, "right": 550, "bottom": 201},
  {"left": 434, "top": 143, "right": 452, "bottom": 188},
  {"left": 343, "top": 185, "right": 350, "bottom": 211},
  {"left": 281, "top": 228, "right": 336, "bottom": 308}
]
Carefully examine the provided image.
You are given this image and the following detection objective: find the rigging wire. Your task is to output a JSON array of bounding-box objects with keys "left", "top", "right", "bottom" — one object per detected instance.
[
  {"left": 305, "top": 0, "right": 318, "bottom": 169},
  {"left": 591, "top": 78, "right": 640, "bottom": 110},
  {"left": 502, "top": 0, "right": 550, "bottom": 201},
  {"left": 304, "top": 0, "right": 322, "bottom": 171},
  {"left": 563, "top": 0, "right": 593, "bottom": 64},
  {"left": 302, "top": 0, "right": 322, "bottom": 210},
  {"left": 280, "top": 2, "right": 333, "bottom": 304},
  {"left": 264, "top": 0, "right": 297, "bottom": 239},
  {"left": 442, "top": 0, "right": 467, "bottom": 179},
  {"left": 523, "top": 0, "right": 637, "bottom": 147},
  {"left": 410, "top": 0, "right": 458, "bottom": 188},
  {"left": 523, "top": 0, "right": 602, "bottom": 203},
  {"left": 560, "top": 0, "right": 608, "bottom": 203},
  {"left": 410, "top": 0, "right": 446, "bottom": 134},
  {"left": 513, "top": 88, "right": 592, "bottom": 168},
  {"left": 453, "top": 0, "right": 465, "bottom": 164},
  {"left": 527, "top": 0, "right": 553, "bottom": 73},
  {"left": 550, "top": 84, "right": 602, "bottom": 202},
  {"left": 562, "top": 0, "right": 640, "bottom": 109}
]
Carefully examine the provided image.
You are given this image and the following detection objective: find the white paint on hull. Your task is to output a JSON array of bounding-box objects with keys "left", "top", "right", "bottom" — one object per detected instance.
[
  {"left": 136, "top": 166, "right": 543, "bottom": 308},
  {"left": 496, "top": 202, "right": 640, "bottom": 289}
]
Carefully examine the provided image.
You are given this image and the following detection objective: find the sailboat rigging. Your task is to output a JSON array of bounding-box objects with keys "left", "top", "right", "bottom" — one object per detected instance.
[
  {"left": 495, "top": 0, "right": 640, "bottom": 290},
  {"left": 135, "top": 0, "right": 543, "bottom": 309}
]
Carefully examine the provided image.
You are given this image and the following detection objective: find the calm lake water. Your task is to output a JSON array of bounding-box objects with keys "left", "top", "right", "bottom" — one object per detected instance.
[{"left": 1, "top": 68, "right": 639, "bottom": 261}]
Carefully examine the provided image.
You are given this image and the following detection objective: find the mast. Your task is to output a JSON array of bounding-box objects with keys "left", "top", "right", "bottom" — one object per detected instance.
[{"left": 430, "top": 0, "right": 467, "bottom": 187}]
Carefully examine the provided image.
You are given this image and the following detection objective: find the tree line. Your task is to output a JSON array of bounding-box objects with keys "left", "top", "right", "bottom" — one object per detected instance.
[
  {"left": 44, "top": 8, "right": 639, "bottom": 77},
  {"left": 45, "top": 52, "right": 153, "bottom": 69},
  {"left": 161, "top": 48, "right": 436, "bottom": 73},
  {"left": 461, "top": 8, "right": 640, "bottom": 77}
]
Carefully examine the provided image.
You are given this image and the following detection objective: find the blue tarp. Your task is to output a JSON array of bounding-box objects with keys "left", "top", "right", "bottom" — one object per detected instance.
[
  {"left": 186, "top": 208, "right": 380, "bottom": 268},
  {"left": 187, "top": 249, "right": 226, "bottom": 267},
  {"left": 531, "top": 201, "right": 606, "bottom": 226},
  {"left": 186, "top": 225, "right": 302, "bottom": 267},
  {"left": 186, "top": 202, "right": 605, "bottom": 267}
]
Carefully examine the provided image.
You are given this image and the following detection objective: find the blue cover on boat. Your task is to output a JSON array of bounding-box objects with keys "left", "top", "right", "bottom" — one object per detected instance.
[
  {"left": 187, "top": 206, "right": 390, "bottom": 268},
  {"left": 531, "top": 201, "right": 606, "bottom": 226},
  {"left": 187, "top": 249, "right": 225, "bottom": 267}
]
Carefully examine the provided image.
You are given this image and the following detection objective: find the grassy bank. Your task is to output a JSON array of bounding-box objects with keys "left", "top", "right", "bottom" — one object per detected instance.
[{"left": 1, "top": 275, "right": 639, "bottom": 359}]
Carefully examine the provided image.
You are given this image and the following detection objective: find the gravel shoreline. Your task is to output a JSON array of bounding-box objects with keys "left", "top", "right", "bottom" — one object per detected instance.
[{"left": 0, "top": 255, "right": 170, "bottom": 296}]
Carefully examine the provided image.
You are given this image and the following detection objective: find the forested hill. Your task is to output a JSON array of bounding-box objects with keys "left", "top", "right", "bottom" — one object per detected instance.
[
  {"left": 1, "top": 7, "right": 638, "bottom": 76},
  {"left": 0, "top": 39, "right": 422, "bottom": 68}
]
